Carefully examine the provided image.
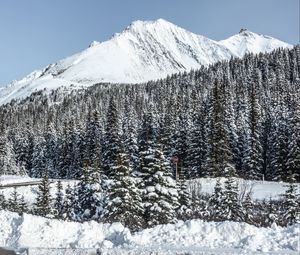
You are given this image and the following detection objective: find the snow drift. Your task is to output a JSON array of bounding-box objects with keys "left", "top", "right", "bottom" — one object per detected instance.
[{"left": 0, "top": 211, "right": 298, "bottom": 254}]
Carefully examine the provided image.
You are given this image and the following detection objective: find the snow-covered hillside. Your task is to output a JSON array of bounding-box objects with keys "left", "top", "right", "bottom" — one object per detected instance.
[
  {"left": 0, "top": 19, "right": 291, "bottom": 105},
  {"left": 0, "top": 210, "right": 299, "bottom": 255}
]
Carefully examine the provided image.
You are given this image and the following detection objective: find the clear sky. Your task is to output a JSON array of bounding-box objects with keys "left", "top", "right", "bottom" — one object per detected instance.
[{"left": 0, "top": 0, "right": 299, "bottom": 86}]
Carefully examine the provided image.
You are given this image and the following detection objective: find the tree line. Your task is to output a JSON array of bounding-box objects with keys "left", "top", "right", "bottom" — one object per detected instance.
[{"left": 0, "top": 47, "right": 300, "bottom": 182}]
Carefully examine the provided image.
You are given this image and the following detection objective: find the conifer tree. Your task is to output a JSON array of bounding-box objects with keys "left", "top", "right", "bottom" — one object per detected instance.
[
  {"left": 54, "top": 180, "right": 64, "bottom": 219},
  {"left": 286, "top": 98, "right": 300, "bottom": 182},
  {"left": 138, "top": 110, "right": 179, "bottom": 226},
  {"left": 63, "top": 184, "right": 76, "bottom": 221},
  {"left": 122, "top": 105, "right": 139, "bottom": 171},
  {"left": 103, "top": 97, "right": 121, "bottom": 178},
  {"left": 209, "top": 178, "right": 224, "bottom": 221},
  {"left": 7, "top": 188, "right": 20, "bottom": 212},
  {"left": 35, "top": 171, "right": 52, "bottom": 217},
  {"left": 44, "top": 121, "right": 58, "bottom": 178},
  {"left": 244, "top": 81, "right": 263, "bottom": 180},
  {"left": 85, "top": 108, "right": 103, "bottom": 171},
  {"left": 0, "top": 193, "right": 7, "bottom": 210},
  {"left": 143, "top": 148, "right": 180, "bottom": 227},
  {"left": 222, "top": 172, "right": 243, "bottom": 221},
  {"left": 101, "top": 152, "right": 144, "bottom": 231},
  {"left": 186, "top": 103, "right": 207, "bottom": 178},
  {"left": 0, "top": 134, "right": 19, "bottom": 175},
  {"left": 74, "top": 156, "right": 102, "bottom": 222},
  {"left": 242, "top": 192, "right": 254, "bottom": 224},
  {"left": 281, "top": 173, "right": 299, "bottom": 225},
  {"left": 19, "top": 195, "right": 28, "bottom": 214},
  {"left": 204, "top": 80, "right": 236, "bottom": 177},
  {"left": 177, "top": 168, "right": 192, "bottom": 220}
]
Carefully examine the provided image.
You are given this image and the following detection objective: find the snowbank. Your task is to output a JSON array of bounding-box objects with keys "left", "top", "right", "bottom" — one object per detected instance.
[{"left": 0, "top": 210, "right": 298, "bottom": 254}]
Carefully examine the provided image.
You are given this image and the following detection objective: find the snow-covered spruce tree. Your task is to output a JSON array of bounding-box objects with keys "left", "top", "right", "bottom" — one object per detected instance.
[
  {"left": 159, "top": 100, "right": 177, "bottom": 160},
  {"left": 71, "top": 121, "right": 85, "bottom": 178},
  {"left": 57, "top": 121, "right": 74, "bottom": 178},
  {"left": 0, "top": 133, "right": 19, "bottom": 175},
  {"left": 7, "top": 188, "right": 19, "bottom": 212},
  {"left": 286, "top": 97, "right": 300, "bottom": 182},
  {"left": 174, "top": 104, "right": 191, "bottom": 178},
  {"left": 280, "top": 173, "right": 300, "bottom": 226},
  {"left": 242, "top": 192, "right": 254, "bottom": 224},
  {"left": 25, "top": 130, "right": 35, "bottom": 176},
  {"left": 269, "top": 102, "right": 289, "bottom": 181},
  {"left": 34, "top": 171, "right": 52, "bottom": 217},
  {"left": 137, "top": 109, "right": 158, "bottom": 182},
  {"left": 203, "top": 80, "right": 236, "bottom": 177},
  {"left": 0, "top": 193, "right": 7, "bottom": 210},
  {"left": 31, "top": 137, "right": 46, "bottom": 178},
  {"left": 101, "top": 152, "right": 144, "bottom": 231},
  {"left": 186, "top": 103, "right": 207, "bottom": 178},
  {"left": 44, "top": 120, "right": 58, "bottom": 178},
  {"left": 244, "top": 78, "right": 263, "bottom": 180},
  {"left": 7, "top": 188, "right": 28, "bottom": 214},
  {"left": 138, "top": 110, "right": 179, "bottom": 227},
  {"left": 122, "top": 103, "right": 139, "bottom": 171},
  {"left": 54, "top": 180, "right": 64, "bottom": 219},
  {"left": 103, "top": 97, "right": 121, "bottom": 178},
  {"left": 209, "top": 178, "right": 224, "bottom": 221},
  {"left": 13, "top": 129, "right": 29, "bottom": 172},
  {"left": 143, "top": 148, "right": 180, "bottom": 227},
  {"left": 85, "top": 108, "right": 103, "bottom": 174},
  {"left": 222, "top": 171, "right": 243, "bottom": 222},
  {"left": 176, "top": 167, "right": 192, "bottom": 220},
  {"left": 62, "top": 184, "right": 76, "bottom": 221},
  {"left": 74, "top": 156, "right": 102, "bottom": 222},
  {"left": 189, "top": 184, "right": 209, "bottom": 220},
  {"left": 263, "top": 199, "right": 279, "bottom": 227},
  {"left": 235, "top": 90, "right": 250, "bottom": 178},
  {"left": 19, "top": 195, "right": 28, "bottom": 214}
]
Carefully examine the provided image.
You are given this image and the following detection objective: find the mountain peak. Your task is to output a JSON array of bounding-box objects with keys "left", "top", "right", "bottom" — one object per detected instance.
[
  {"left": 0, "top": 19, "right": 292, "bottom": 105},
  {"left": 239, "top": 28, "right": 248, "bottom": 34},
  {"left": 123, "top": 18, "right": 178, "bottom": 34},
  {"left": 237, "top": 28, "right": 259, "bottom": 38}
]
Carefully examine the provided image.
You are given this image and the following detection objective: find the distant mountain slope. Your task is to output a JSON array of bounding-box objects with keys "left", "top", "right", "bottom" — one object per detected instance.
[{"left": 0, "top": 19, "right": 292, "bottom": 105}]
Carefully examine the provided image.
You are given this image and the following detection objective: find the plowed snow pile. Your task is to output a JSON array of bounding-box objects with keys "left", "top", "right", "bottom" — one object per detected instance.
[{"left": 0, "top": 211, "right": 298, "bottom": 254}]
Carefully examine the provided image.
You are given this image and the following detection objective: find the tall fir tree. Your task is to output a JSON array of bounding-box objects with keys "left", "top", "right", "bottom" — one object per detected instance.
[
  {"left": 101, "top": 152, "right": 144, "bottom": 231},
  {"left": 244, "top": 81, "right": 263, "bottom": 180},
  {"left": 103, "top": 97, "right": 121, "bottom": 178},
  {"left": 35, "top": 171, "right": 52, "bottom": 217},
  {"left": 54, "top": 180, "right": 64, "bottom": 219}
]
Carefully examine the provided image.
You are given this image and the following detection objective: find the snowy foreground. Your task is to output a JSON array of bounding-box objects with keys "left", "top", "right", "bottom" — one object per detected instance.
[{"left": 0, "top": 210, "right": 299, "bottom": 255}]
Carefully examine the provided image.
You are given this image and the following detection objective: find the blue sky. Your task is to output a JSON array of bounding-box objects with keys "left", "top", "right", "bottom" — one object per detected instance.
[{"left": 0, "top": 0, "right": 299, "bottom": 86}]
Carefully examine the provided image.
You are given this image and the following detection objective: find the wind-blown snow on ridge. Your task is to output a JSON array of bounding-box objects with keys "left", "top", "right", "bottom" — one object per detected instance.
[{"left": 0, "top": 19, "right": 292, "bottom": 105}]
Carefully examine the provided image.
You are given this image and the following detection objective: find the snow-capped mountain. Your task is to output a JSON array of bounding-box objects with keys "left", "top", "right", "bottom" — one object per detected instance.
[{"left": 0, "top": 19, "right": 292, "bottom": 105}]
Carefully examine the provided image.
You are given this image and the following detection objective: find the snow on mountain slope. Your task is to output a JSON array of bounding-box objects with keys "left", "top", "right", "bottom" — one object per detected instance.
[
  {"left": 219, "top": 28, "right": 291, "bottom": 57},
  {"left": 0, "top": 19, "right": 292, "bottom": 105}
]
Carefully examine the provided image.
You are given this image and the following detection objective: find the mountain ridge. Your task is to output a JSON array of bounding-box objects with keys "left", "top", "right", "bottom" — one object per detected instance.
[{"left": 0, "top": 19, "right": 292, "bottom": 105}]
